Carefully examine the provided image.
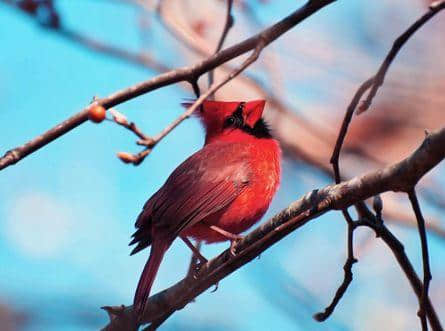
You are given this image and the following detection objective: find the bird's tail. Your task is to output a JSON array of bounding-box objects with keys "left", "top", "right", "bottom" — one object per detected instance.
[{"left": 133, "top": 239, "right": 171, "bottom": 318}]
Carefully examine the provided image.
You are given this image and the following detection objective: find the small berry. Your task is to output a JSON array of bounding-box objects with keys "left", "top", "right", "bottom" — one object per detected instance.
[{"left": 88, "top": 105, "right": 106, "bottom": 123}]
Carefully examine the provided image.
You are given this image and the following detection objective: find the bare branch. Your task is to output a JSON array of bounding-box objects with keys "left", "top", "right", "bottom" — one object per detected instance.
[
  {"left": 102, "top": 128, "right": 445, "bottom": 330},
  {"left": 109, "top": 109, "right": 150, "bottom": 141},
  {"left": 330, "top": 78, "right": 374, "bottom": 182},
  {"left": 408, "top": 189, "right": 433, "bottom": 331},
  {"left": 358, "top": 0, "right": 445, "bottom": 114},
  {"left": 314, "top": 210, "right": 357, "bottom": 321},
  {"left": 0, "top": 0, "right": 335, "bottom": 171},
  {"left": 208, "top": 0, "right": 234, "bottom": 89}
]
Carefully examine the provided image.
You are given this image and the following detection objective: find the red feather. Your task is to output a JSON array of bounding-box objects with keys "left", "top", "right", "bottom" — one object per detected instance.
[{"left": 130, "top": 100, "right": 281, "bottom": 316}]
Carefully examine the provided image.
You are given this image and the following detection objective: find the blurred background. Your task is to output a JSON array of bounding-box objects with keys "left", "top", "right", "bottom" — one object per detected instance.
[{"left": 0, "top": 0, "right": 444, "bottom": 330}]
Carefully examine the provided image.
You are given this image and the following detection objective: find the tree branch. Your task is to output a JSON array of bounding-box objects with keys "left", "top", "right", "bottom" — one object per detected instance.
[
  {"left": 358, "top": 0, "right": 445, "bottom": 114},
  {"left": 208, "top": 0, "right": 234, "bottom": 88},
  {"left": 102, "top": 127, "right": 445, "bottom": 330},
  {"left": 408, "top": 189, "right": 433, "bottom": 331},
  {"left": 313, "top": 210, "right": 357, "bottom": 321},
  {"left": 0, "top": 0, "right": 335, "bottom": 171}
]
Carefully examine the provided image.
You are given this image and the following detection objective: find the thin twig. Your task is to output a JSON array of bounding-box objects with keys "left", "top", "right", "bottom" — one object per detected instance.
[
  {"left": 108, "top": 108, "right": 150, "bottom": 141},
  {"left": 324, "top": 65, "right": 365, "bottom": 321},
  {"left": 190, "top": 79, "right": 201, "bottom": 98},
  {"left": 408, "top": 189, "right": 433, "bottom": 331},
  {"left": 0, "top": 0, "right": 335, "bottom": 171},
  {"left": 330, "top": 78, "right": 374, "bottom": 182},
  {"left": 107, "top": 108, "right": 157, "bottom": 165},
  {"left": 314, "top": 210, "right": 357, "bottom": 321},
  {"left": 358, "top": 0, "right": 445, "bottom": 114},
  {"left": 208, "top": 0, "right": 234, "bottom": 89}
]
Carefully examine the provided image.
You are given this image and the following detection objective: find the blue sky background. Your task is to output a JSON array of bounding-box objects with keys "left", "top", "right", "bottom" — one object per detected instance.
[{"left": 0, "top": 1, "right": 444, "bottom": 330}]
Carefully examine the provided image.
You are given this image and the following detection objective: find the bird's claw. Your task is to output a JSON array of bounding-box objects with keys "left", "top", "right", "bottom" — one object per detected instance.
[
  {"left": 191, "top": 260, "right": 206, "bottom": 280},
  {"left": 229, "top": 236, "right": 243, "bottom": 257},
  {"left": 211, "top": 282, "right": 219, "bottom": 293}
]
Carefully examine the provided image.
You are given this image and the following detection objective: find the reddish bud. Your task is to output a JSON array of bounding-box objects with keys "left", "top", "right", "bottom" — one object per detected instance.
[{"left": 117, "top": 152, "right": 135, "bottom": 164}]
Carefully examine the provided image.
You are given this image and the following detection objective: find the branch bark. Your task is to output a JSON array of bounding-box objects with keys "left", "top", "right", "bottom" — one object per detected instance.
[{"left": 102, "top": 128, "right": 445, "bottom": 330}]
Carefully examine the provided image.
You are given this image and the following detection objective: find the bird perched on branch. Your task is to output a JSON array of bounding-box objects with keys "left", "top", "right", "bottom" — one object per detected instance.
[{"left": 129, "top": 100, "right": 281, "bottom": 319}]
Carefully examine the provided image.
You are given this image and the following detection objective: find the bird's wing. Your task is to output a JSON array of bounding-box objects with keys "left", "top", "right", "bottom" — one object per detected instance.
[{"left": 130, "top": 142, "right": 250, "bottom": 254}]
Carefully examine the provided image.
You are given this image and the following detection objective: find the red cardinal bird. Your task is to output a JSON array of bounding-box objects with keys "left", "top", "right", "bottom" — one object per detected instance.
[{"left": 129, "top": 99, "right": 281, "bottom": 317}]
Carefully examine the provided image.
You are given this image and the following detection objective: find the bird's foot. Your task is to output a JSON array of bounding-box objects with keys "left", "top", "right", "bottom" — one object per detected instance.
[
  {"left": 229, "top": 236, "right": 243, "bottom": 257},
  {"left": 181, "top": 236, "right": 208, "bottom": 264},
  {"left": 191, "top": 259, "right": 207, "bottom": 280},
  {"left": 194, "top": 254, "right": 208, "bottom": 265}
]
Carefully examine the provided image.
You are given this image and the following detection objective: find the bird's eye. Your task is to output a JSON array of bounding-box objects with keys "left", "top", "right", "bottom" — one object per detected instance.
[{"left": 225, "top": 116, "right": 236, "bottom": 126}]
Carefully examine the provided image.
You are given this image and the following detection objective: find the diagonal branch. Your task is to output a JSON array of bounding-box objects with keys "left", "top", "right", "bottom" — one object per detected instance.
[
  {"left": 358, "top": 0, "right": 445, "bottom": 114},
  {"left": 0, "top": 0, "right": 336, "bottom": 171},
  {"left": 208, "top": 0, "right": 234, "bottom": 88},
  {"left": 408, "top": 189, "right": 433, "bottom": 331},
  {"left": 102, "top": 127, "right": 445, "bottom": 331}
]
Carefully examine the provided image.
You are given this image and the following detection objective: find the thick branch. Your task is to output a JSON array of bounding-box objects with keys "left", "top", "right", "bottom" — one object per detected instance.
[
  {"left": 102, "top": 128, "right": 445, "bottom": 330},
  {"left": 0, "top": 0, "right": 335, "bottom": 171}
]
